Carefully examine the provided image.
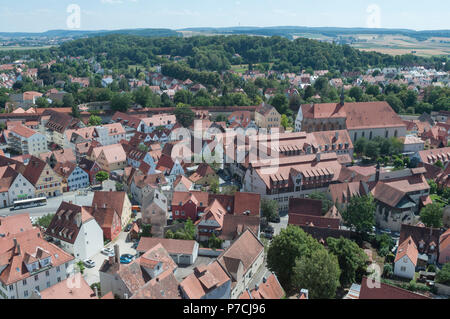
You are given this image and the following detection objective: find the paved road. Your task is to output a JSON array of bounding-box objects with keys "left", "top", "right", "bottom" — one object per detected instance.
[{"left": 0, "top": 190, "right": 95, "bottom": 218}]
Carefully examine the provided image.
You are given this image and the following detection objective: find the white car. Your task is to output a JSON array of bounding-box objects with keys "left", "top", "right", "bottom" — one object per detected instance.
[
  {"left": 83, "top": 260, "right": 96, "bottom": 268},
  {"left": 101, "top": 247, "right": 115, "bottom": 256}
]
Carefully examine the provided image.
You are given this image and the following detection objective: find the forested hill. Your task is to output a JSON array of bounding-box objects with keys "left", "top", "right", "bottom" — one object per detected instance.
[
  {"left": 57, "top": 34, "right": 447, "bottom": 72},
  {"left": 2, "top": 34, "right": 447, "bottom": 73}
]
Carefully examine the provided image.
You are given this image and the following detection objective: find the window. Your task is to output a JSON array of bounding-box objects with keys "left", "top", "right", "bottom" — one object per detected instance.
[
  {"left": 34, "top": 275, "right": 39, "bottom": 281},
  {"left": 45, "top": 271, "right": 49, "bottom": 277},
  {"left": 22, "top": 279, "right": 27, "bottom": 286},
  {"left": 24, "top": 290, "right": 28, "bottom": 297},
  {"left": 56, "top": 266, "right": 60, "bottom": 273},
  {"left": 400, "top": 266, "right": 406, "bottom": 272},
  {"left": 57, "top": 277, "right": 61, "bottom": 283},
  {"left": 46, "top": 282, "right": 50, "bottom": 288}
]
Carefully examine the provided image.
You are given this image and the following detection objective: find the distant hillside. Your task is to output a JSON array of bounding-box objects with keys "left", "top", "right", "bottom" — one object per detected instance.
[
  {"left": 0, "top": 28, "right": 180, "bottom": 39},
  {"left": 178, "top": 26, "right": 450, "bottom": 41}
]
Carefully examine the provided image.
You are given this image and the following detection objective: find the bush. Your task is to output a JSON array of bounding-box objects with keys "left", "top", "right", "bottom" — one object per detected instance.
[{"left": 383, "top": 264, "right": 393, "bottom": 278}]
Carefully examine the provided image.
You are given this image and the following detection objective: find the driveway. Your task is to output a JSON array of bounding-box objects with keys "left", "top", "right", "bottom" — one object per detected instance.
[
  {"left": 83, "top": 231, "right": 138, "bottom": 286},
  {"left": 270, "top": 214, "right": 289, "bottom": 236}
]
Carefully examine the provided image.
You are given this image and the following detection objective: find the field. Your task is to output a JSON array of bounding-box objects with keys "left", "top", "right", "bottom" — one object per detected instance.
[
  {"left": 352, "top": 34, "right": 450, "bottom": 57},
  {"left": 295, "top": 33, "right": 450, "bottom": 57},
  {"left": 0, "top": 45, "right": 54, "bottom": 51}
]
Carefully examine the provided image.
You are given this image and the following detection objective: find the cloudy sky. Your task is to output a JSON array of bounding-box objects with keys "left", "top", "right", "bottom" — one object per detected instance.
[{"left": 0, "top": 0, "right": 449, "bottom": 32}]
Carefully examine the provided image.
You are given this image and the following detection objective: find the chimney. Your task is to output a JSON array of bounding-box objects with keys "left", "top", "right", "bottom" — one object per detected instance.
[
  {"left": 94, "top": 286, "right": 99, "bottom": 298},
  {"left": 114, "top": 245, "right": 120, "bottom": 264},
  {"left": 316, "top": 153, "right": 321, "bottom": 162},
  {"left": 16, "top": 244, "right": 21, "bottom": 256},
  {"left": 75, "top": 212, "right": 82, "bottom": 228},
  {"left": 108, "top": 255, "right": 115, "bottom": 265}
]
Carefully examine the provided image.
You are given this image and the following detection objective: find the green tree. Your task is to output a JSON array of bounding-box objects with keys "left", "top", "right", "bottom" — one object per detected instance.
[
  {"left": 71, "top": 104, "right": 80, "bottom": 119},
  {"left": 354, "top": 138, "right": 368, "bottom": 155},
  {"left": 349, "top": 87, "right": 364, "bottom": 102},
  {"left": 63, "top": 93, "right": 75, "bottom": 108},
  {"left": 88, "top": 115, "right": 102, "bottom": 126},
  {"left": 111, "top": 93, "right": 132, "bottom": 112},
  {"left": 76, "top": 261, "right": 85, "bottom": 275},
  {"left": 365, "top": 141, "right": 380, "bottom": 160},
  {"left": 342, "top": 195, "right": 376, "bottom": 234},
  {"left": 269, "top": 94, "right": 290, "bottom": 115},
  {"left": 435, "top": 160, "right": 444, "bottom": 169},
  {"left": 326, "top": 237, "right": 368, "bottom": 287},
  {"left": 261, "top": 199, "right": 279, "bottom": 222},
  {"left": 208, "top": 233, "right": 223, "bottom": 249},
  {"left": 35, "top": 97, "right": 50, "bottom": 108},
  {"left": 174, "top": 104, "right": 195, "bottom": 127},
  {"left": 280, "top": 114, "right": 290, "bottom": 130},
  {"left": 420, "top": 203, "right": 443, "bottom": 228},
  {"left": 383, "top": 264, "right": 393, "bottom": 278},
  {"left": 173, "top": 218, "right": 196, "bottom": 240},
  {"left": 435, "top": 263, "right": 450, "bottom": 285},
  {"left": 140, "top": 224, "right": 152, "bottom": 238},
  {"left": 267, "top": 226, "right": 323, "bottom": 291},
  {"left": 37, "top": 213, "right": 55, "bottom": 229},
  {"left": 291, "top": 248, "right": 341, "bottom": 299},
  {"left": 308, "top": 191, "right": 333, "bottom": 214},
  {"left": 95, "top": 171, "right": 109, "bottom": 183}
]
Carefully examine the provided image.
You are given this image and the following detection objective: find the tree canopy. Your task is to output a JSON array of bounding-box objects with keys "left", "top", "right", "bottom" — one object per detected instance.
[{"left": 291, "top": 248, "right": 341, "bottom": 299}]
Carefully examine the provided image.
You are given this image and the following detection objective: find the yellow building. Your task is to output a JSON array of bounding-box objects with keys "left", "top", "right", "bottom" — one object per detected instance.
[
  {"left": 254, "top": 103, "right": 281, "bottom": 131},
  {"left": 19, "top": 156, "right": 63, "bottom": 198},
  {"left": 90, "top": 144, "right": 127, "bottom": 172}
]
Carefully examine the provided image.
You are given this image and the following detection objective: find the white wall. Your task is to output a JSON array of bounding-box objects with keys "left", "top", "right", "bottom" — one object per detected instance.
[
  {"left": 73, "top": 219, "right": 104, "bottom": 260},
  {"left": 394, "top": 256, "right": 416, "bottom": 279}
]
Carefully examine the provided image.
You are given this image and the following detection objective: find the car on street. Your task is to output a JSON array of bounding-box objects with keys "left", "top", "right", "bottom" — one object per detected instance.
[
  {"left": 120, "top": 254, "right": 135, "bottom": 264},
  {"left": 101, "top": 247, "right": 114, "bottom": 256},
  {"left": 84, "top": 260, "right": 96, "bottom": 268}
]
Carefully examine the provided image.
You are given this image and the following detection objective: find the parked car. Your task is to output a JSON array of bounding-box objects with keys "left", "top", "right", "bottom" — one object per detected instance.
[
  {"left": 264, "top": 232, "right": 273, "bottom": 240},
  {"left": 271, "top": 216, "right": 281, "bottom": 223},
  {"left": 265, "top": 225, "right": 275, "bottom": 234},
  {"left": 84, "top": 260, "right": 96, "bottom": 268},
  {"left": 101, "top": 248, "right": 114, "bottom": 256},
  {"left": 120, "top": 254, "right": 135, "bottom": 264},
  {"left": 124, "top": 224, "right": 133, "bottom": 232},
  {"left": 131, "top": 241, "right": 139, "bottom": 249}
]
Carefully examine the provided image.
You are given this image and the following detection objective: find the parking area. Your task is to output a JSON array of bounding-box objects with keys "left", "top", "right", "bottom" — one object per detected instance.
[{"left": 83, "top": 231, "right": 138, "bottom": 286}]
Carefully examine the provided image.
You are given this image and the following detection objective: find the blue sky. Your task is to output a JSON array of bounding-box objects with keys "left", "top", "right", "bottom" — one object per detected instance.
[{"left": 0, "top": 0, "right": 449, "bottom": 32}]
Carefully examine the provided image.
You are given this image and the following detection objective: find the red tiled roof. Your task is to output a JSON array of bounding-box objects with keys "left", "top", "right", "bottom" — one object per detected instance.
[
  {"left": 180, "top": 261, "right": 230, "bottom": 299},
  {"left": 136, "top": 237, "right": 197, "bottom": 256},
  {"left": 359, "top": 277, "right": 429, "bottom": 299},
  {"left": 395, "top": 236, "right": 418, "bottom": 266},
  {"left": 289, "top": 198, "right": 322, "bottom": 216},
  {"left": 40, "top": 273, "right": 97, "bottom": 299}
]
